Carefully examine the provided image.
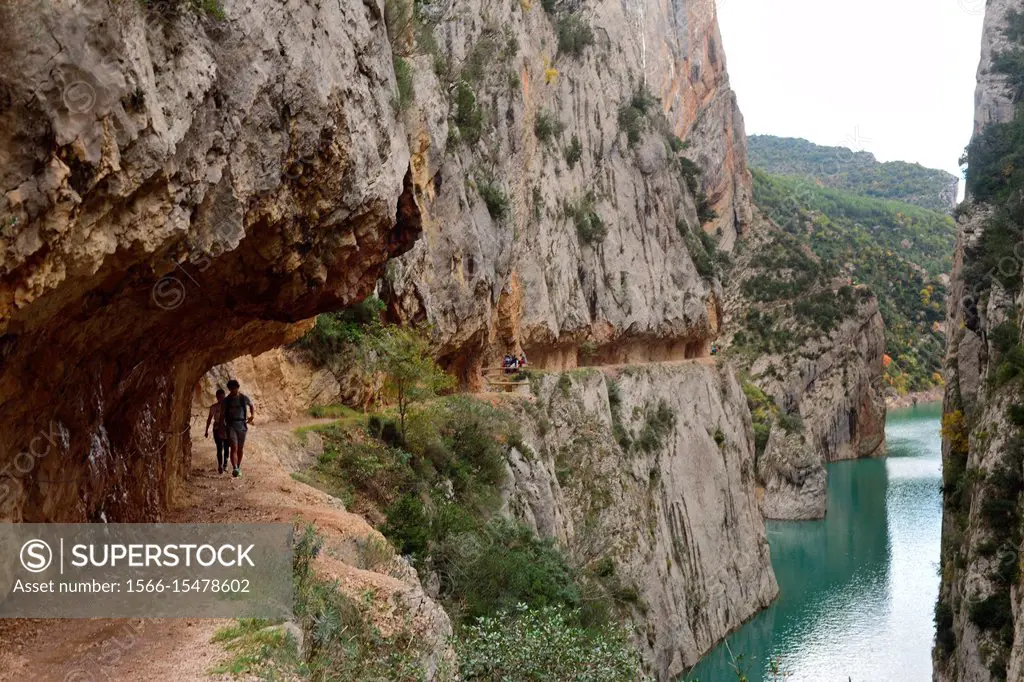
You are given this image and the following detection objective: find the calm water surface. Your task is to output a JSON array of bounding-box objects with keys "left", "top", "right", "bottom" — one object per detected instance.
[{"left": 687, "top": 402, "right": 943, "bottom": 681}]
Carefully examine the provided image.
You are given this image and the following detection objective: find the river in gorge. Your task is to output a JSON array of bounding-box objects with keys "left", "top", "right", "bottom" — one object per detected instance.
[{"left": 688, "top": 401, "right": 944, "bottom": 681}]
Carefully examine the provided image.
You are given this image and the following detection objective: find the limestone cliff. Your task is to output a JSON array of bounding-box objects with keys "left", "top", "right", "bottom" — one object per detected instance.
[
  {"left": 383, "top": 0, "right": 749, "bottom": 383},
  {"left": 0, "top": 0, "right": 420, "bottom": 521},
  {"left": 503, "top": 363, "right": 777, "bottom": 679},
  {"left": 935, "top": 1, "right": 1024, "bottom": 679},
  {"left": 723, "top": 215, "right": 887, "bottom": 520}
]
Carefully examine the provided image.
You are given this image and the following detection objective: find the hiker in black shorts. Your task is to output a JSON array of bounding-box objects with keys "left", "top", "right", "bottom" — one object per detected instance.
[
  {"left": 221, "top": 379, "right": 255, "bottom": 478},
  {"left": 204, "top": 389, "right": 229, "bottom": 474}
]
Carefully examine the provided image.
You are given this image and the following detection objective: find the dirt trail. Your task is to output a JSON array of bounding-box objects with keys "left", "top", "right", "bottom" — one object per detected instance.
[
  {"left": 481, "top": 356, "right": 719, "bottom": 391},
  {"left": 0, "top": 418, "right": 407, "bottom": 682}
]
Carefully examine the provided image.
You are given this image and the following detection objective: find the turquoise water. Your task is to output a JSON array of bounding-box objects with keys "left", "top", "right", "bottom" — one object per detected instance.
[{"left": 687, "top": 402, "right": 943, "bottom": 681}]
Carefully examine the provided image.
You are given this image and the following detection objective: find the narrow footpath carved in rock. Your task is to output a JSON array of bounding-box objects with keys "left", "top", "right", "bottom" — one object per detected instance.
[{"left": 0, "top": 417, "right": 454, "bottom": 680}]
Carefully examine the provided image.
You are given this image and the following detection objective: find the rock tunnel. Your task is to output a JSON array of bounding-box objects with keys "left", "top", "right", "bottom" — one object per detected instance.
[{"left": 0, "top": 0, "right": 422, "bottom": 522}]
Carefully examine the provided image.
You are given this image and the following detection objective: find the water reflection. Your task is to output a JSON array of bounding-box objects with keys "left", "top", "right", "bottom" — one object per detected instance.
[{"left": 687, "top": 403, "right": 942, "bottom": 682}]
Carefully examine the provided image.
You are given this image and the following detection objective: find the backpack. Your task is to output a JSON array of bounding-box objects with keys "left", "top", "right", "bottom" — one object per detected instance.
[{"left": 223, "top": 394, "right": 249, "bottom": 423}]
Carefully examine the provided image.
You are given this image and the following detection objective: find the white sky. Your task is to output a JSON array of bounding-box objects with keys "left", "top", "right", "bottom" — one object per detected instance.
[{"left": 717, "top": 0, "right": 986, "bottom": 180}]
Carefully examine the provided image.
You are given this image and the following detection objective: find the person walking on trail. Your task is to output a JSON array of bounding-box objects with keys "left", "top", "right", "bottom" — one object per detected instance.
[
  {"left": 204, "top": 389, "right": 230, "bottom": 474},
  {"left": 221, "top": 379, "right": 254, "bottom": 478}
]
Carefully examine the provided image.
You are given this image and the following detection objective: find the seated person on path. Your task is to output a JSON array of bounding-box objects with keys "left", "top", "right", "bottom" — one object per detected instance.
[
  {"left": 204, "top": 388, "right": 229, "bottom": 474},
  {"left": 504, "top": 354, "right": 513, "bottom": 374},
  {"left": 222, "top": 379, "right": 255, "bottom": 478},
  {"left": 519, "top": 353, "right": 528, "bottom": 369}
]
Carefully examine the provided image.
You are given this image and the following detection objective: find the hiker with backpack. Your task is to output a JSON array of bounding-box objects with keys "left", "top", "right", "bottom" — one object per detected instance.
[
  {"left": 221, "top": 379, "right": 255, "bottom": 478},
  {"left": 204, "top": 388, "right": 230, "bottom": 474}
]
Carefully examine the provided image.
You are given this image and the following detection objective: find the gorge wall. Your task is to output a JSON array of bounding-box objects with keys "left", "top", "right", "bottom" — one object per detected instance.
[
  {"left": 505, "top": 364, "right": 777, "bottom": 679},
  {"left": 383, "top": 0, "right": 750, "bottom": 384},
  {"left": 935, "top": 1, "right": 1024, "bottom": 680}
]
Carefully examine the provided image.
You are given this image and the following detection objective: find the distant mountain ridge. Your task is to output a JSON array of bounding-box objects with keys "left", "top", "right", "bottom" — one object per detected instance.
[{"left": 748, "top": 135, "right": 959, "bottom": 213}]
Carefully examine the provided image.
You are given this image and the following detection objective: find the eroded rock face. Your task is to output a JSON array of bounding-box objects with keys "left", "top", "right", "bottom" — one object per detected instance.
[
  {"left": 384, "top": 0, "right": 748, "bottom": 383},
  {"left": 935, "top": 2, "right": 1024, "bottom": 678},
  {"left": 0, "top": 0, "right": 419, "bottom": 521},
  {"left": 198, "top": 344, "right": 349, "bottom": 424},
  {"left": 757, "top": 425, "right": 826, "bottom": 520},
  {"left": 504, "top": 364, "right": 778, "bottom": 680}
]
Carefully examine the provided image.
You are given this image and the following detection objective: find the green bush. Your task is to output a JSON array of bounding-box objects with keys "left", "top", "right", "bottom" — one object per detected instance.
[
  {"left": 991, "top": 321, "right": 1020, "bottom": 356},
  {"left": 934, "top": 600, "right": 956, "bottom": 659},
  {"left": 678, "top": 156, "right": 702, "bottom": 194},
  {"left": 293, "top": 526, "right": 426, "bottom": 681},
  {"left": 742, "top": 379, "right": 779, "bottom": 458},
  {"left": 437, "top": 518, "right": 581, "bottom": 621},
  {"left": 617, "top": 88, "right": 656, "bottom": 147},
  {"left": 556, "top": 14, "right": 594, "bottom": 58},
  {"left": 696, "top": 191, "right": 717, "bottom": 224},
  {"left": 308, "top": 404, "right": 356, "bottom": 419},
  {"left": 215, "top": 525, "right": 426, "bottom": 680},
  {"left": 777, "top": 411, "right": 804, "bottom": 434},
  {"left": 682, "top": 227, "right": 717, "bottom": 278},
  {"left": 993, "top": 346, "right": 1024, "bottom": 388},
  {"left": 453, "top": 81, "right": 483, "bottom": 145},
  {"left": 635, "top": 400, "right": 676, "bottom": 453},
  {"left": 969, "top": 591, "right": 1013, "bottom": 633},
  {"left": 393, "top": 56, "right": 415, "bottom": 112},
  {"left": 146, "top": 0, "right": 225, "bottom": 19},
  {"left": 1009, "top": 404, "right": 1024, "bottom": 428},
  {"left": 295, "top": 296, "right": 385, "bottom": 365},
  {"left": 381, "top": 493, "right": 431, "bottom": 557},
  {"left": 458, "top": 604, "right": 647, "bottom": 681},
  {"left": 477, "top": 177, "right": 511, "bottom": 220},
  {"left": 564, "top": 134, "right": 583, "bottom": 168},
  {"left": 565, "top": 192, "right": 607, "bottom": 245},
  {"left": 535, "top": 109, "right": 566, "bottom": 144},
  {"left": 462, "top": 30, "right": 503, "bottom": 85}
]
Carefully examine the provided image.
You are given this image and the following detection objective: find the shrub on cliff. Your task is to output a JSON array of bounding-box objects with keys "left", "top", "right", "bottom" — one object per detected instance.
[
  {"left": 617, "top": 88, "right": 655, "bottom": 147},
  {"left": 295, "top": 295, "right": 385, "bottom": 376},
  {"left": 634, "top": 400, "right": 676, "bottom": 454},
  {"left": 392, "top": 56, "right": 415, "bottom": 112},
  {"left": 145, "top": 0, "right": 224, "bottom": 20},
  {"left": 565, "top": 192, "right": 607, "bottom": 245},
  {"left": 213, "top": 525, "right": 426, "bottom": 680},
  {"left": 458, "top": 604, "right": 647, "bottom": 681},
  {"left": 742, "top": 380, "right": 778, "bottom": 457},
  {"left": 436, "top": 518, "right": 581, "bottom": 622},
  {"left": 681, "top": 225, "right": 722, "bottom": 279},
  {"left": 535, "top": 109, "right": 566, "bottom": 144},
  {"left": 476, "top": 176, "right": 511, "bottom": 221},
  {"left": 452, "top": 81, "right": 483, "bottom": 145},
  {"left": 556, "top": 14, "right": 594, "bottom": 58},
  {"left": 564, "top": 134, "right": 583, "bottom": 168}
]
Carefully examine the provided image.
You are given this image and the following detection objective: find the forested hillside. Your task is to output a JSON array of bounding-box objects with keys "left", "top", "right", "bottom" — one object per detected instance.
[
  {"left": 750, "top": 169, "right": 955, "bottom": 392},
  {"left": 749, "top": 135, "right": 959, "bottom": 213}
]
